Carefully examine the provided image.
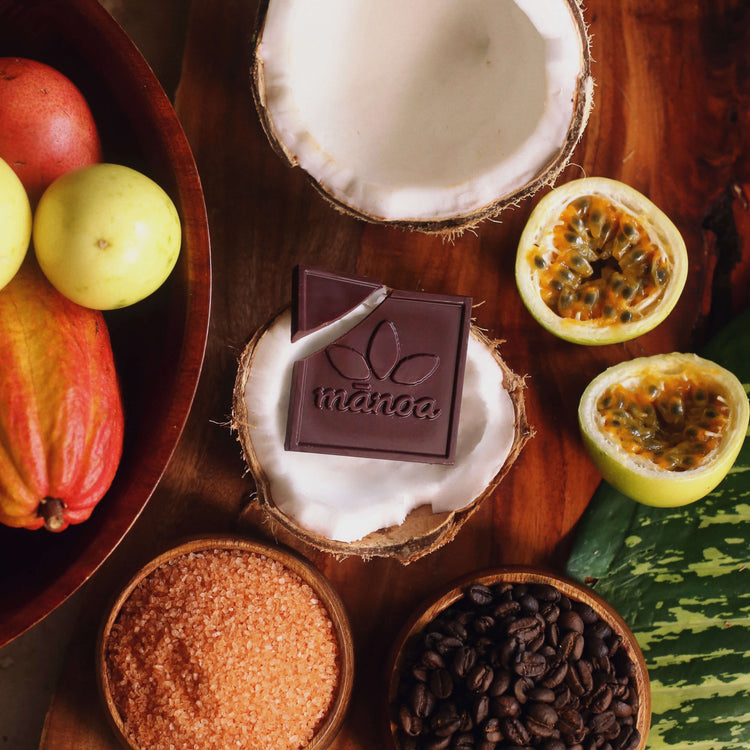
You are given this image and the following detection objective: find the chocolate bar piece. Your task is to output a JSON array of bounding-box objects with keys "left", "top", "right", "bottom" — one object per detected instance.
[
  {"left": 291, "top": 265, "right": 383, "bottom": 342},
  {"left": 286, "top": 271, "right": 471, "bottom": 464}
]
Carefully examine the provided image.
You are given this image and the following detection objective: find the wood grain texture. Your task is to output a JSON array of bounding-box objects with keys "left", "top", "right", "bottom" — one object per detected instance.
[{"left": 40, "top": 0, "right": 750, "bottom": 748}]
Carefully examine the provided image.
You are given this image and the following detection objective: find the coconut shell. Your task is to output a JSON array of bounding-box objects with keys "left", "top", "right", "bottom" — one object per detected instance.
[
  {"left": 232, "top": 309, "right": 532, "bottom": 563},
  {"left": 249, "top": 0, "right": 593, "bottom": 236}
]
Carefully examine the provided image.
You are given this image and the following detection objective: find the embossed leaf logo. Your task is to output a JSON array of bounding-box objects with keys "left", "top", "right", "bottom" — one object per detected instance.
[
  {"left": 391, "top": 354, "right": 440, "bottom": 386},
  {"left": 324, "top": 319, "right": 440, "bottom": 385},
  {"left": 326, "top": 345, "right": 371, "bottom": 381},
  {"left": 368, "top": 320, "right": 400, "bottom": 379}
]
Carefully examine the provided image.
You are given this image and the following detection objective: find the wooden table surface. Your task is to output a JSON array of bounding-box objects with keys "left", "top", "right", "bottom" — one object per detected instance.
[{"left": 39, "top": 1, "right": 750, "bottom": 748}]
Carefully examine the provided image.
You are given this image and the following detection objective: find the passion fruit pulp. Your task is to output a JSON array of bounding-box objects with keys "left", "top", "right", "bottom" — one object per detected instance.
[
  {"left": 516, "top": 177, "right": 688, "bottom": 345},
  {"left": 579, "top": 353, "right": 749, "bottom": 507}
]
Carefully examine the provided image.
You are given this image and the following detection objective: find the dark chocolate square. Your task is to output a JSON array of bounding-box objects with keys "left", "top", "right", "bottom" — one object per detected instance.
[{"left": 286, "top": 285, "right": 472, "bottom": 464}]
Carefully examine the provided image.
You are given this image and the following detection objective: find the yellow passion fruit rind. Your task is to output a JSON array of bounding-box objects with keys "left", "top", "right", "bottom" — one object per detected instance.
[
  {"left": 516, "top": 177, "right": 688, "bottom": 345},
  {"left": 579, "top": 353, "right": 749, "bottom": 507}
]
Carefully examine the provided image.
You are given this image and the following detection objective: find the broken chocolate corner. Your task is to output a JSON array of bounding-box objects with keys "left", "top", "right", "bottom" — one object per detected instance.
[
  {"left": 286, "top": 266, "right": 472, "bottom": 464},
  {"left": 291, "top": 265, "right": 384, "bottom": 342}
]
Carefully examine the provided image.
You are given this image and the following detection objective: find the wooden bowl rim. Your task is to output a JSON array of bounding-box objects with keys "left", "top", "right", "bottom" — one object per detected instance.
[
  {"left": 384, "top": 565, "right": 651, "bottom": 750},
  {"left": 96, "top": 534, "right": 354, "bottom": 750}
]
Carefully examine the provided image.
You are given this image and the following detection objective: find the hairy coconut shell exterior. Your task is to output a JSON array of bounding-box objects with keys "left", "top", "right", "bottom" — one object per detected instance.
[
  {"left": 0, "top": 259, "right": 124, "bottom": 531},
  {"left": 250, "top": 0, "right": 593, "bottom": 235},
  {"left": 232, "top": 309, "right": 532, "bottom": 563}
]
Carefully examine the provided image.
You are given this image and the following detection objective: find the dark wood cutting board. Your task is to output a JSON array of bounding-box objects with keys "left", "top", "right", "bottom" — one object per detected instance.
[{"left": 39, "top": 0, "right": 750, "bottom": 748}]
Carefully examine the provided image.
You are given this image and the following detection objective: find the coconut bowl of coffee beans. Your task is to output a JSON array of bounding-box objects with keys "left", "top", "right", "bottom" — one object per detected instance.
[{"left": 386, "top": 567, "right": 650, "bottom": 750}]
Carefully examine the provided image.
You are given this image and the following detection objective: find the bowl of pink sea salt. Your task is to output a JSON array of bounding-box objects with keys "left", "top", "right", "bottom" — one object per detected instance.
[{"left": 97, "top": 535, "right": 354, "bottom": 750}]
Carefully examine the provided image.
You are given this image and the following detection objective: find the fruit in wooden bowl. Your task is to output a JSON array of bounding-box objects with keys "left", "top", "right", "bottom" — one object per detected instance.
[
  {"left": 386, "top": 567, "right": 651, "bottom": 750},
  {"left": 97, "top": 536, "right": 354, "bottom": 750},
  {"left": 0, "top": 0, "right": 211, "bottom": 647},
  {"left": 251, "top": 0, "right": 593, "bottom": 234}
]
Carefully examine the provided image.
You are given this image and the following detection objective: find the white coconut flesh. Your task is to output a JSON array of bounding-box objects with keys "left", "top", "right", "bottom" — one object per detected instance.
[
  {"left": 241, "top": 292, "right": 518, "bottom": 543},
  {"left": 255, "top": 0, "right": 591, "bottom": 225}
]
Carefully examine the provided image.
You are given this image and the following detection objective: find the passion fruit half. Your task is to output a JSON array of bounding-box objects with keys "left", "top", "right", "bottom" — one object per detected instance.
[
  {"left": 579, "top": 353, "right": 749, "bottom": 507},
  {"left": 516, "top": 177, "right": 688, "bottom": 345}
]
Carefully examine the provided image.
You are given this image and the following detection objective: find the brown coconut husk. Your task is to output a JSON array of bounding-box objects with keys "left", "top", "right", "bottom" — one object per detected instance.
[
  {"left": 249, "top": 0, "right": 593, "bottom": 237},
  {"left": 232, "top": 309, "right": 533, "bottom": 564}
]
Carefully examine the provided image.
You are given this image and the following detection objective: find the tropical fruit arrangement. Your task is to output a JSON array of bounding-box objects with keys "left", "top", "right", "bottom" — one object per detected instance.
[{"left": 0, "top": 56, "right": 181, "bottom": 531}]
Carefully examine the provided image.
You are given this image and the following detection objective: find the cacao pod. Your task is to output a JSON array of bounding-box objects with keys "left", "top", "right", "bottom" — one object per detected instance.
[{"left": 0, "top": 259, "right": 124, "bottom": 531}]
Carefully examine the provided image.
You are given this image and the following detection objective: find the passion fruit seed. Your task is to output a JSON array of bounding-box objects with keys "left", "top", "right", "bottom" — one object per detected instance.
[
  {"left": 596, "top": 375, "right": 730, "bottom": 472},
  {"left": 531, "top": 194, "right": 671, "bottom": 323}
]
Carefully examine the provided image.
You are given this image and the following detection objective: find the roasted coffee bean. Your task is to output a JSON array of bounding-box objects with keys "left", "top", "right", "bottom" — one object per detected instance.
[
  {"left": 466, "top": 663, "right": 494, "bottom": 694},
  {"left": 532, "top": 583, "right": 562, "bottom": 602},
  {"left": 436, "top": 636, "right": 465, "bottom": 655},
  {"left": 576, "top": 602, "right": 598, "bottom": 625},
  {"left": 541, "top": 740, "right": 567, "bottom": 750},
  {"left": 546, "top": 622, "right": 560, "bottom": 648},
  {"left": 493, "top": 599, "right": 522, "bottom": 618},
  {"left": 528, "top": 686, "right": 556, "bottom": 703},
  {"left": 452, "top": 646, "right": 477, "bottom": 678},
  {"left": 482, "top": 717, "right": 504, "bottom": 743},
  {"left": 559, "top": 630, "right": 585, "bottom": 661},
  {"left": 477, "top": 742, "right": 497, "bottom": 750},
  {"left": 589, "top": 710, "right": 618, "bottom": 736},
  {"left": 552, "top": 683, "right": 572, "bottom": 710},
  {"left": 588, "top": 620, "right": 613, "bottom": 641},
  {"left": 611, "top": 698, "right": 633, "bottom": 718},
  {"left": 558, "top": 610, "right": 585, "bottom": 634},
  {"left": 489, "top": 669, "right": 511, "bottom": 696},
  {"left": 473, "top": 614, "right": 495, "bottom": 635},
  {"left": 430, "top": 668, "right": 454, "bottom": 699},
  {"left": 501, "top": 716, "right": 530, "bottom": 745},
  {"left": 399, "top": 705, "right": 423, "bottom": 736},
  {"left": 558, "top": 707, "right": 585, "bottom": 739},
  {"left": 422, "top": 650, "right": 446, "bottom": 669},
  {"left": 412, "top": 665, "right": 430, "bottom": 682},
  {"left": 507, "top": 615, "right": 542, "bottom": 640},
  {"left": 431, "top": 704, "right": 461, "bottom": 737},
  {"left": 519, "top": 593, "right": 540, "bottom": 614},
  {"left": 526, "top": 702, "right": 558, "bottom": 737},
  {"left": 445, "top": 620, "right": 469, "bottom": 641},
  {"left": 467, "top": 583, "right": 494, "bottom": 607},
  {"left": 451, "top": 732, "right": 475, "bottom": 749},
  {"left": 410, "top": 682, "right": 436, "bottom": 718},
  {"left": 613, "top": 725, "right": 641, "bottom": 750},
  {"left": 491, "top": 694, "right": 521, "bottom": 717},
  {"left": 589, "top": 683, "right": 614, "bottom": 713},
  {"left": 514, "top": 650, "right": 547, "bottom": 678},
  {"left": 541, "top": 603, "right": 561, "bottom": 624},
  {"left": 457, "top": 709, "right": 473, "bottom": 733},
  {"left": 542, "top": 659, "right": 569, "bottom": 689},
  {"left": 608, "top": 633, "right": 623, "bottom": 657},
  {"left": 586, "top": 636, "right": 609, "bottom": 660},
  {"left": 514, "top": 676, "right": 534, "bottom": 703},
  {"left": 473, "top": 694, "right": 490, "bottom": 725}
]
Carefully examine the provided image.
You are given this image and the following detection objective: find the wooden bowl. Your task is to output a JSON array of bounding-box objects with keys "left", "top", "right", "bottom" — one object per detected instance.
[
  {"left": 0, "top": 0, "right": 211, "bottom": 646},
  {"left": 386, "top": 566, "right": 651, "bottom": 750},
  {"left": 97, "top": 535, "right": 354, "bottom": 750}
]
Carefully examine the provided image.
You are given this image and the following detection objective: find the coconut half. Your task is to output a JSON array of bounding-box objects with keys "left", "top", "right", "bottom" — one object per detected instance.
[
  {"left": 251, "top": 0, "right": 593, "bottom": 233},
  {"left": 232, "top": 296, "right": 531, "bottom": 562}
]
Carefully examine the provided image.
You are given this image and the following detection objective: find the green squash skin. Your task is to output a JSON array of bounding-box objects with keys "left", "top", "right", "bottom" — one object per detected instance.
[{"left": 567, "top": 309, "right": 750, "bottom": 750}]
